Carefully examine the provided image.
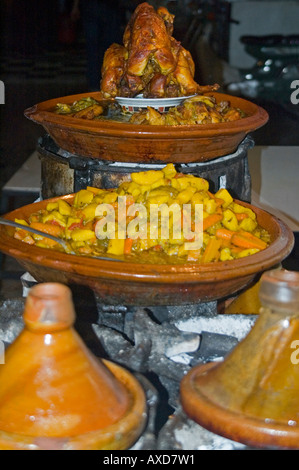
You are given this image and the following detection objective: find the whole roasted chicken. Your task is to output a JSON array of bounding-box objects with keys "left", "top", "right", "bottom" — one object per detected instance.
[{"left": 100, "top": 2, "right": 219, "bottom": 98}]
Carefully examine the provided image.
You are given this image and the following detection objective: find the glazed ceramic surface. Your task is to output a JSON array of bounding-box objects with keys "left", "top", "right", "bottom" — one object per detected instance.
[
  {"left": 0, "top": 195, "right": 294, "bottom": 306},
  {"left": 115, "top": 94, "right": 196, "bottom": 112},
  {"left": 180, "top": 270, "right": 299, "bottom": 449},
  {"left": 0, "top": 282, "right": 147, "bottom": 450},
  {"left": 24, "top": 92, "right": 268, "bottom": 163}
]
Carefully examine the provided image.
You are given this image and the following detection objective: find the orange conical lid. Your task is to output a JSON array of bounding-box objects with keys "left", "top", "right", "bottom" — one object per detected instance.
[
  {"left": 0, "top": 283, "right": 131, "bottom": 439},
  {"left": 181, "top": 269, "right": 299, "bottom": 449}
]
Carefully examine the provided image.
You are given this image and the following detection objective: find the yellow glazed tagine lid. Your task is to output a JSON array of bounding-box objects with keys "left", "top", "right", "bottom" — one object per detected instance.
[
  {"left": 0, "top": 282, "right": 147, "bottom": 450},
  {"left": 180, "top": 269, "right": 299, "bottom": 449}
]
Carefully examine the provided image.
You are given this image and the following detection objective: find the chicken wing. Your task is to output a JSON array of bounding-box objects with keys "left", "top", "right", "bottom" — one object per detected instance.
[
  {"left": 157, "top": 6, "right": 175, "bottom": 36},
  {"left": 101, "top": 43, "right": 127, "bottom": 98}
]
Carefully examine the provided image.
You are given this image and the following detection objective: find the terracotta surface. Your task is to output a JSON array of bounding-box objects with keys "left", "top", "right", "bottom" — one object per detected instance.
[
  {"left": 180, "top": 269, "right": 299, "bottom": 449},
  {"left": 0, "top": 282, "right": 147, "bottom": 450},
  {"left": 24, "top": 91, "right": 268, "bottom": 163},
  {"left": 0, "top": 195, "right": 294, "bottom": 306}
]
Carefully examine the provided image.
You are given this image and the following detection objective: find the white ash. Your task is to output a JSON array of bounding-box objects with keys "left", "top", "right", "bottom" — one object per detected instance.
[
  {"left": 157, "top": 408, "right": 248, "bottom": 451},
  {"left": 175, "top": 314, "right": 257, "bottom": 342}
]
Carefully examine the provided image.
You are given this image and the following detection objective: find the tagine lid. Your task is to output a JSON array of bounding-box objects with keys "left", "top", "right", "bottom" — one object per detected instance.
[
  {"left": 180, "top": 269, "right": 299, "bottom": 450},
  {"left": 0, "top": 283, "right": 147, "bottom": 450}
]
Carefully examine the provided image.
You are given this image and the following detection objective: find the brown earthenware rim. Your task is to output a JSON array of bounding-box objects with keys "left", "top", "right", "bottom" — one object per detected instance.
[
  {"left": 0, "top": 195, "right": 293, "bottom": 281},
  {"left": 180, "top": 362, "right": 299, "bottom": 450},
  {"left": 24, "top": 91, "right": 269, "bottom": 163},
  {"left": 0, "top": 195, "right": 294, "bottom": 305},
  {"left": 24, "top": 91, "right": 267, "bottom": 136}
]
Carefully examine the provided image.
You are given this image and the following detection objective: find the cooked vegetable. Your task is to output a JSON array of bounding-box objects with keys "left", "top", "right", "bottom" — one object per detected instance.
[
  {"left": 13, "top": 164, "right": 270, "bottom": 263},
  {"left": 55, "top": 97, "right": 103, "bottom": 119},
  {"left": 54, "top": 93, "right": 246, "bottom": 126},
  {"left": 129, "top": 95, "right": 246, "bottom": 125}
]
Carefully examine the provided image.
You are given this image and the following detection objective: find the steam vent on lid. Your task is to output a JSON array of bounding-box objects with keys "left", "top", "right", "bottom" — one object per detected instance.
[
  {"left": 180, "top": 269, "right": 299, "bottom": 450},
  {"left": 0, "top": 283, "right": 147, "bottom": 450}
]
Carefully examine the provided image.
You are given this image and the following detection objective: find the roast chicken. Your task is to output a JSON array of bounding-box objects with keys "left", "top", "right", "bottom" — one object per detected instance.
[{"left": 100, "top": 2, "right": 219, "bottom": 98}]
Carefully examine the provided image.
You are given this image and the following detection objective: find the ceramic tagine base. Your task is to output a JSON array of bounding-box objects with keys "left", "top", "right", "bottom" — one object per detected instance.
[
  {"left": 180, "top": 269, "right": 299, "bottom": 450},
  {"left": 0, "top": 283, "right": 147, "bottom": 450}
]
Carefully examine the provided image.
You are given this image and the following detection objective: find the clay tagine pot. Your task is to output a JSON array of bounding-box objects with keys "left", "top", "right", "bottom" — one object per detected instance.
[
  {"left": 24, "top": 91, "right": 269, "bottom": 164},
  {"left": 180, "top": 269, "right": 299, "bottom": 449},
  {"left": 0, "top": 283, "right": 147, "bottom": 450}
]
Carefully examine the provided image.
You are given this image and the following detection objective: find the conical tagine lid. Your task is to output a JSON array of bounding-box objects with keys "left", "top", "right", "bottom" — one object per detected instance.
[
  {"left": 180, "top": 269, "right": 299, "bottom": 449},
  {"left": 0, "top": 283, "right": 146, "bottom": 450}
]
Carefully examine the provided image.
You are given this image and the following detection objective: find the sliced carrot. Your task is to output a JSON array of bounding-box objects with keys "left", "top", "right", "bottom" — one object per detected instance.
[
  {"left": 14, "top": 230, "right": 35, "bottom": 246},
  {"left": 215, "top": 228, "right": 235, "bottom": 241},
  {"left": 36, "top": 237, "right": 60, "bottom": 248},
  {"left": 206, "top": 191, "right": 222, "bottom": 204},
  {"left": 124, "top": 237, "right": 134, "bottom": 254},
  {"left": 231, "top": 231, "right": 267, "bottom": 250},
  {"left": 235, "top": 213, "right": 249, "bottom": 221},
  {"left": 202, "top": 238, "right": 222, "bottom": 263},
  {"left": 30, "top": 222, "right": 63, "bottom": 238},
  {"left": 230, "top": 246, "right": 244, "bottom": 255},
  {"left": 202, "top": 213, "right": 223, "bottom": 231},
  {"left": 214, "top": 197, "right": 225, "bottom": 207},
  {"left": 14, "top": 228, "right": 29, "bottom": 239},
  {"left": 221, "top": 238, "right": 231, "bottom": 249}
]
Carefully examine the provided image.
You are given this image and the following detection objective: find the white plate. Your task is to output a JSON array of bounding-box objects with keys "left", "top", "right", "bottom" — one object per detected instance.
[{"left": 115, "top": 95, "right": 196, "bottom": 113}]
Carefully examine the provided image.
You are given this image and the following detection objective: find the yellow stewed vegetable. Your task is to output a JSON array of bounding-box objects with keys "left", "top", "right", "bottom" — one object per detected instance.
[
  {"left": 131, "top": 170, "right": 164, "bottom": 186},
  {"left": 13, "top": 164, "right": 271, "bottom": 263}
]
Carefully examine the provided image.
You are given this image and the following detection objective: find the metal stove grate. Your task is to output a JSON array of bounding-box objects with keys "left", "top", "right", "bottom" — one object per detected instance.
[{"left": 37, "top": 134, "right": 254, "bottom": 202}]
